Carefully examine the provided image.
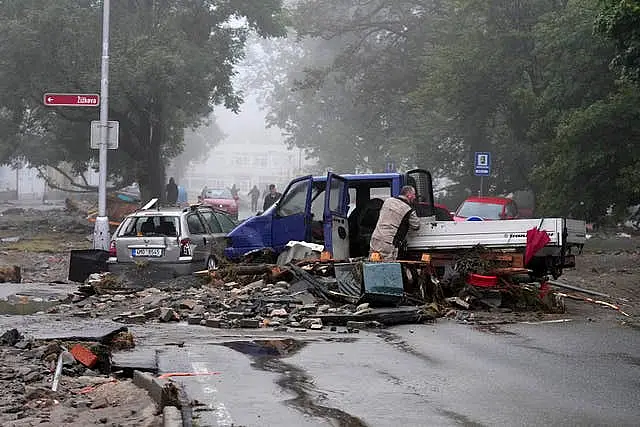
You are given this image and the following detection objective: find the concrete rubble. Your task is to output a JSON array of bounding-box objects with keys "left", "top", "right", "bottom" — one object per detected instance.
[
  {"left": 55, "top": 243, "right": 613, "bottom": 332},
  {"left": 0, "top": 327, "right": 161, "bottom": 426}
]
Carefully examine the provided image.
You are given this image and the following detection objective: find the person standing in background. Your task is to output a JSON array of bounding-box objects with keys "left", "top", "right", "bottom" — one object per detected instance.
[
  {"left": 166, "top": 177, "right": 178, "bottom": 205},
  {"left": 263, "top": 184, "right": 282, "bottom": 211},
  {"left": 177, "top": 185, "right": 188, "bottom": 207},
  {"left": 248, "top": 185, "right": 260, "bottom": 212}
]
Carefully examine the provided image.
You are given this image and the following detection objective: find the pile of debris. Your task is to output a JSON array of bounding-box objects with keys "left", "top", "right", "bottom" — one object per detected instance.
[
  {"left": 58, "top": 243, "right": 609, "bottom": 330},
  {"left": 61, "top": 266, "right": 435, "bottom": 332},
  {"left": 0, "top": 327, "right": 159, "bottom": 426}
]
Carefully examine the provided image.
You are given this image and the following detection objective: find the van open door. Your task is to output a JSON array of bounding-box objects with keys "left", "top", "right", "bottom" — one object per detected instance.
[
  {"left": 271, "top": 175, "right": 314, "bottom": 252},
  {"left": 323, "top": 172, "right": 350, "bottom": 260},
  {"left": 406, "top": 169, "right": 435, "bottom": 218}
]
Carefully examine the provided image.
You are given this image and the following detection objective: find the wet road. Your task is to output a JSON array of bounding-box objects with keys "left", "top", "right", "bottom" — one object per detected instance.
[
  {"left": 2, "top": 315, "right": 638, "bottom": 426},
  {"left": 151, "top": 320, "right": 639, "bottom": 427}
]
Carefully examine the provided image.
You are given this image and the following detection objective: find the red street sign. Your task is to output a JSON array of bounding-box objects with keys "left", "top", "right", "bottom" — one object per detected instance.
[{"left": 43, "top": 93, "right": 100, "bottom": 107}]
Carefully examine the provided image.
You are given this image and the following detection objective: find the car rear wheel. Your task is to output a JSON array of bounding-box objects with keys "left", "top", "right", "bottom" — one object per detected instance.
[{"left": 207, "top": 256, "right": 218, "bottom": 271}]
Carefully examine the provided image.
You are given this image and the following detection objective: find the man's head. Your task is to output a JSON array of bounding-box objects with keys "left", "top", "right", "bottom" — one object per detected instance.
[
  {"left": 400, "top": 185, "right": 416, "bottom": 203},
  {"left": 269, "top": 184, "right": 276, "bottom": 193}
]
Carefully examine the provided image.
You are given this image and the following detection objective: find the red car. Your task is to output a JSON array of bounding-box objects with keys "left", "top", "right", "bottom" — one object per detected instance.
[
  {"left": 416, "top": 202, "right": 454, "bottom": 220},
  {"left": 199, "top": 188, "right": 239, "bottom": 220},
  {"left": 453, "top": 196, "right": 518, "bottom": 221}
]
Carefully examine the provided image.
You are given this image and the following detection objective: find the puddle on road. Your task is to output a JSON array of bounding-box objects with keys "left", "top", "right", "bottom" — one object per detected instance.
[
  {"left": 473, "top": 324, "right": 518, "bottom": 335},
  {"left": 323, "top": 337, "right": 359, "bottom": 344},
  {"left": 222, "top": 339, "right": 304, "bottom": 358},
  {"left": 0, "top": 296, "right": 61, "bottom": 315},
  {"left": 221, "top": 339, "right": 368, "bottom": 427},
  {"left": 376, "top": 330, "right": 437, "bottom": 364}
]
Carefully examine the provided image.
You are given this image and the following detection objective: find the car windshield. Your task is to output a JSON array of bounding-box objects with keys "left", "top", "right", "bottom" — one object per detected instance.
[
  {"left": 118, "top": 215, "right": 180, "bottom": 237},
  {"left": 204, "top": 188, "right": 232, "bottom": 199},
  {"left": 457, "top": 201, "right": 503, "bottom": 219}
]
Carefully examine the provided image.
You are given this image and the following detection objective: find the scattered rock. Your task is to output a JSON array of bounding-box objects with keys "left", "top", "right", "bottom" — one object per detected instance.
[
  {"left": 205, "top": 318, "right": 221, "bottom": 328},
  {"left": 301, "top": 318, "right": 322, "bottom": 329},
  {"left": 90, "top": 397, "right": 109, "bottom": 409},
  {"left": 356, "top": 303, "right": 370, "bottom": 312},
  {"left": 144, "top": 308, "right": 161, "bottom": 319},
  {"left": 179, "top": 299, "right": 197, "bottom": 310},
  {"left": 187, "top": 315, "right": 204, "bottom": 325},
  {"left": 159, "top": 308, "right": 178, "bottom": 322},
  {"left": 125, "top": 314, "right": 146, "bottom": 324},
  {"left": 239, "top": 319, "right": 260, "bottom": 328},
  {"left": 23, "top": 371, "right": 43, "bottom": 383},
  {"left": 24, "top": 386, "right": 52, "bottom": 400},
  {"left": 0, "top": 329, "right": 22, "bottom": 346},
  {"left": 0, "top": 265, "right": 21, "bottom": 283},
  {"left": 73, "top": 310, "right": 92, "bottom": 318},
  {"left": 270, "top": 308, "right": 288, "bottom": 317},
  {"left": 226, "top": 312, "right": 244, "bottom": 320}
]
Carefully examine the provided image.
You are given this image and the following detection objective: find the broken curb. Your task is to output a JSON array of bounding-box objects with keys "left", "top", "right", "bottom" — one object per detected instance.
[
  {"left": 163, "top": 406, "right": 183, "bottom": 427},
  {"left": 133, "top": 370, "right": 183, "bottom": 427}
]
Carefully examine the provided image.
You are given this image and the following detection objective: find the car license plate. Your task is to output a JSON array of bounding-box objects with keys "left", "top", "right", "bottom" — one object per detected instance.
[{"left": 132, "top": 248, "right": 163, "bottom": 257}]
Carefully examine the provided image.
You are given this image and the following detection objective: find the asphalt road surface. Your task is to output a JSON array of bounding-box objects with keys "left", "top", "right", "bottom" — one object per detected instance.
[
  {"left": 150, "top": 319, "right": 639, "bottom": 427},
  {"left": 3, "top": 315, "right": 638, "bottom": 427}
]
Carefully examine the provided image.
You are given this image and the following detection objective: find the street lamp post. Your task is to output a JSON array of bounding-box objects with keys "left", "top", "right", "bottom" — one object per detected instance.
[{"left": 93, "top": 0, "right": 111, "bottom": 250}]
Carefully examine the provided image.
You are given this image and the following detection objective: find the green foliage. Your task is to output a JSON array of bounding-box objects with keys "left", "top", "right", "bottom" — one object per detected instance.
[
  {"left": 534, "top": 87, "right": 640, "bottom": 220},
  {"left": 597, "top": 0, "right": 640, "bottom": 83},
  {"left": 0, "top": 0, "right": 286, "bottom": 198},
  {"left": 250, "top": 0, "right": 640, "bottom": 222}
]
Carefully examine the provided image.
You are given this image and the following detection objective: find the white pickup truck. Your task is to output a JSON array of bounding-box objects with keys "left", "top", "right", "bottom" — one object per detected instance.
[{"left": 406, "top": 218, "right": 587, "bottom": 278}]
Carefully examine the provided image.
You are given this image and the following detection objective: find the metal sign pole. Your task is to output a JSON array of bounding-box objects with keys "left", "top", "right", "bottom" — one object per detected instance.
[
  {"left": 479, "top": 176, "right": 483, "bottom": 196},
  {"left": 93, "top": 0, "right": 110, "bottom": 250}
]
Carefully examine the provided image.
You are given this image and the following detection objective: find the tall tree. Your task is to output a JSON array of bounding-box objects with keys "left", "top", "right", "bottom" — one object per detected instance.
[
  {"left": 597, "top": 0, "right": 640, "bottom": 83},
  {"left": 250, "top": 0, "right": 443, "bottom": 172},
  {"left": 0, "top": 0, "right": 286, "bottom": 200}
]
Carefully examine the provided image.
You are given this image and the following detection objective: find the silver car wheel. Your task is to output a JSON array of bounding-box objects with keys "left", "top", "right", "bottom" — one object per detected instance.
[{"left": 207, "top": 256, "right": 217, "bottom": 271}]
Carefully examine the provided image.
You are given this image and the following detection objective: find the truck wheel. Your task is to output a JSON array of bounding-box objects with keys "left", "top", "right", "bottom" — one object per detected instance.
[{"left": 207, "top": 256, "right": 218, "bottom": 271}]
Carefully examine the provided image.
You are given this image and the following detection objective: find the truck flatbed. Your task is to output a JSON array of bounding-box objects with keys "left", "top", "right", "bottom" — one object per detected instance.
[{"left": 406, "top": 218, "right": 586, "bottom": 251}]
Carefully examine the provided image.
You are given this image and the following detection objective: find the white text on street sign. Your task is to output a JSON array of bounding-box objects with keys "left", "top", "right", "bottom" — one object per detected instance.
[{"left": 44, "top": 93, "right": 100, "bottom": 107}]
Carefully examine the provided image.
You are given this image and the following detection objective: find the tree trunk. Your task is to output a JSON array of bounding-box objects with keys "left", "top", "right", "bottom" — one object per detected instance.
[{"left": 136, "top": 110, "right": 166, "bottom": 203}]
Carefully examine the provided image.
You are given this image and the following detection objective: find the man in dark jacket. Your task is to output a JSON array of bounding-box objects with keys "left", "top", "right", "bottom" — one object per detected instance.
[
  {"left": 166, "top": 177, "right": 178, "bottom": 205},
  {"left": 369, "top": 185, "right": 420, "bottom": 261},
  {"left": 263, "top": 184, "right": 281, "bottom": 211}
]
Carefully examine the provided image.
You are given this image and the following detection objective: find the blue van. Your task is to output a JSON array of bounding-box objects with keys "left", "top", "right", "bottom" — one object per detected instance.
[{"left": 224, "top": 169, "right": 435, "bottom": 260}]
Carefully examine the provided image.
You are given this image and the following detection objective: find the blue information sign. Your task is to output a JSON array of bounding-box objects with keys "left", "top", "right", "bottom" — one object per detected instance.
[{"left": 474, "top": 152, "right": 491, "bottom": 176}]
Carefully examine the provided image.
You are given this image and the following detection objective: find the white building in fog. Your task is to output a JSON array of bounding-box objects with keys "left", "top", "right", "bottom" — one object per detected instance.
[
  {"left": 182, "top": 141, "right": 304, "bottom": 197},
  {"left": 179, "top": 97, "right": 313, "bottom": 199},
  {"left": 0, "top": 163, "right": 99, "bottom": 201}
]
